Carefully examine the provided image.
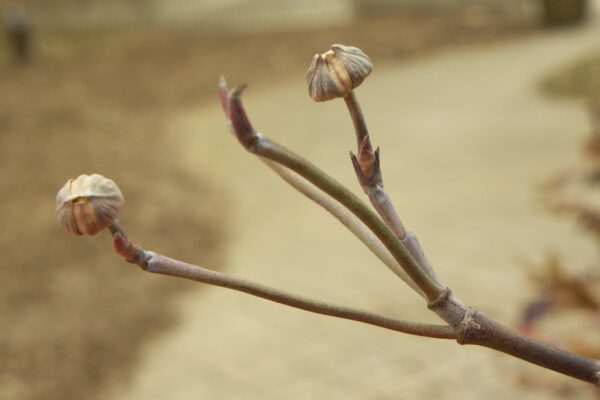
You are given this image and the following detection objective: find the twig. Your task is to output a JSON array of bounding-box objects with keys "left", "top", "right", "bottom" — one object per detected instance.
[
  {"left": 55, "top": 66, "right": 600, "bottom": 387},
  {"left": 218, "top": 78, "right": 600, "bottom": 386},
  {"left": 342, "top": 77, "right": 600, "bottom": 385},
  {"left": 345, "top": 91, "right": 442, "bottom": 286},
  {"left": 223, "top": 82, "right": 446, "bottom": 302},
  {"left": 111, "top": 221, "right": 600, "bottom": 386},
  {"left": 345, "top": 92, "right": 406, "bottom": 238},
  {"left": 221, "top": 78, "right": 423, "bottom": 294},
  {"left": 263, "top": 158, "right": 425, "bottom": 297},
  {"left": 110, "top": 225, "right": 456, "bottom": 340},
  {"left": 367, "top": 184, "right": 407, "bottom": 239},
  {"left": 344, "top": 91, "right": 370, "bottom": 149},
  {"left": 144, "top": 253, "right": 457, "bottom": 339}
]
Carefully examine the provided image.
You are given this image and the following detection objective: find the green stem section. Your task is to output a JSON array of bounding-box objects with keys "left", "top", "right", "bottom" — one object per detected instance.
[
  {"left": 263, "top": 158, "right": 425, "bottom": 297},
  {"left": 253, "top": 135, "right": 445, "bottom": 301}
]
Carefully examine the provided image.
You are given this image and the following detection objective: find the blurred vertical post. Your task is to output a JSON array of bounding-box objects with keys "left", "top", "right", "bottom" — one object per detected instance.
[
  {"left": 542, "top": 0, "right": 587, "bottom": 26},
  {"left": 4, "top": 7, "right": 31, "bottom": 63}
]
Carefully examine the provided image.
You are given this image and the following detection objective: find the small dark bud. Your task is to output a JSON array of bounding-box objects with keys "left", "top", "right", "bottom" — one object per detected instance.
[
  {"left": 351, "top": 147, "right": 382, "bottom": 194},
  {"left": 357, "top": 135, "right": 376, "bottom": 174},
  {"left": 306, "top": 44, "right": 373, "bottom": 102}
]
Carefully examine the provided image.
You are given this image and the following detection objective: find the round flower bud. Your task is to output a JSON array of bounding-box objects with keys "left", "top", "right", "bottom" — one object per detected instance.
[
  {"left": 56, "top": 174, "right": 124, "bottom": 236},
  {"left": 306, "top": 44, "right": 373, "bottom": 102}
]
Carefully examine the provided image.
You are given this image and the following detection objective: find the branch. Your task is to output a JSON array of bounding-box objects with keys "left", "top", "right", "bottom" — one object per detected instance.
[
  {"left": 223, "top": 82, "right": 445, "bottom": 303},
  {"left": 220, "top": 78, "right": 423, "bottom": 295},
  {"left": 217, "top": 79, "right": 600, "bottom": 386},
  {"left": 112, "top": 221, "right": 600, "bottom": 386},
  {"left": 345, "top": 92, "right": 442, "bottom": 286},
  {"left": 57, "top": 181, "right": 600, "bottom": 386},
  {"left": 57, "top": 67, "right": 600, "bottom": 387},
  {"left": 262, "top": 158, "right": 425, "bottom": 297},
  {"left": 111, "top": 223, "right": 456, "bottom": 340},
  {"left": 344, "top": 91, "right": 370, "bottom": 149},
  {"left": 345, "top": 92, "right": 405, "bottom": 238},
  {"left": 459, "top": 308, "right": 600, "bottom": 386},
  {"left": 144, "top": 253, "right": 456, "bottom": 339}
]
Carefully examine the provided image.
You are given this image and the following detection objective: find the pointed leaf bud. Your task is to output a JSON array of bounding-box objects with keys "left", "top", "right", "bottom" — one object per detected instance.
[
  {"left": 227, "top": 84, "right": 258, "bottom": 149},
  {"left": 350, "top": 146, "right": 382, "bottom": 194},
  {"left": 306, "top": 44, "right": 373, "bottom": 102},
  {"left": 357, "top": 135, "right": 376, "bottom": 173}
]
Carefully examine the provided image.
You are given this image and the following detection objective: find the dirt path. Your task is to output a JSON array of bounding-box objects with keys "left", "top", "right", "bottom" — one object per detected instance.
[{"left": 111, "top": 13, "right": 600, "bottom": 400}]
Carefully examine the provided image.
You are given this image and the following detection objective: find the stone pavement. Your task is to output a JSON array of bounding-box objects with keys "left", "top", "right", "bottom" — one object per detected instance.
[{"left": 111, "top": 10, "right": 600, "bottom": 400}]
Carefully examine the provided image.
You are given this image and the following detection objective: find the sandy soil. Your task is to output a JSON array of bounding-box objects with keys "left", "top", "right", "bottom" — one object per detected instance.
[{"left": 111, "top": 13, "right": 600, "bottom": 400}]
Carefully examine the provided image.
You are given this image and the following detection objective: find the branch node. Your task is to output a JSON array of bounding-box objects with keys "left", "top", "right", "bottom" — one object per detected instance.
[
  {"left": 350, "top": 151, "right": 370, "bottom": 194},
  {"left": 457, "top": 307, "right": 480, "bottom": 345},
  {"left": 142, "top": 251, "right": 158, "bottom": 271},
  {"left": 109, "top": 223, "right": 151, "bottom": 267},
  {"left": 427, "top": 287, "right": 452, "bottom": 311},
  {"left": 350, "top": 146, "right": 382, "bottom": 194},
  {"left": 247, "top": 132, "right": 264, "bottom": 153}
]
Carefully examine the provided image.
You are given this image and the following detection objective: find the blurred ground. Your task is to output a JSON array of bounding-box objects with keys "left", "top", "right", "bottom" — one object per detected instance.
[
  {"left": 0, "top": 8, "right": 538, "bottom": 400},
  {"left": 0, "top": 0, "right": 532, "bottom": 31},
  {"left": 114, "top": 8, "right": 600, "bottom": 400},
  {"left": 543, "top": 52, "right": 600, "bottom": 98}
]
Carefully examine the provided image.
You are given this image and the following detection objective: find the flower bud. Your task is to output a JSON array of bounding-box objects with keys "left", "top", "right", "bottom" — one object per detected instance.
[
  {"left": 306, "top": 44, "right": 373, "bottom": 102},
  {"left": 56, "top": 174, "right": 124, "bottom": 236}
]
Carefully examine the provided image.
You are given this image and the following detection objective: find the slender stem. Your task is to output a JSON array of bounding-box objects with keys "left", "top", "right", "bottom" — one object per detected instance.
[
  {"left": 263, "top": 158, "right": 425, "bottom": 297},
  {"left": 253, "top": 135, "right": 445, "bottom": 301},
  {"left": 344, "top": 91, "right": 369, "bottom": 149},
  {"left": 344, "top": 92, "right": 442, "bottom": 286},
  {"left": 140, "top": 251, "right": 457, "bottom": 340},
  {"left": 368, "top": 186, "right": 407, "bottom": 239},
  {"left": 401, "top": 232, "right": 443, "bottom": 287},
  {"left": 109, "top": 220, "right": 146, "bottom": 263},
  {"left": 108, "top": 222, "right": 453, "bottom": 339},
  {"left": 345, "top": 92, "right": 408, "bottom": 241}
]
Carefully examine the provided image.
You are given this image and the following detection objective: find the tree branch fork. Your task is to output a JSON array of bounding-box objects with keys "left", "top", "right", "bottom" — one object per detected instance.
[
  {"left": 218, "top": 76, "right": 600, "bottom": 386},
  {"left": 67, "top": 70, "right": 600, "bottom": 388}
]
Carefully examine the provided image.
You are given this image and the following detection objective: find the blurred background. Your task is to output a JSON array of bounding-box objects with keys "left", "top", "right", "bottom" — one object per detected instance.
[{"left": 1, "top": 0, "right": 600, "bottom": 399}]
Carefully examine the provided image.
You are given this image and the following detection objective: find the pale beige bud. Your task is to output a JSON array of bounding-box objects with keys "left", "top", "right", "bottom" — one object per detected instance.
[
  {"left": 306, "top": 44, "right": 373, "bottom": 102},
  {"left": 56, "top": 174, "right": 124, "bottom": 236}
]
